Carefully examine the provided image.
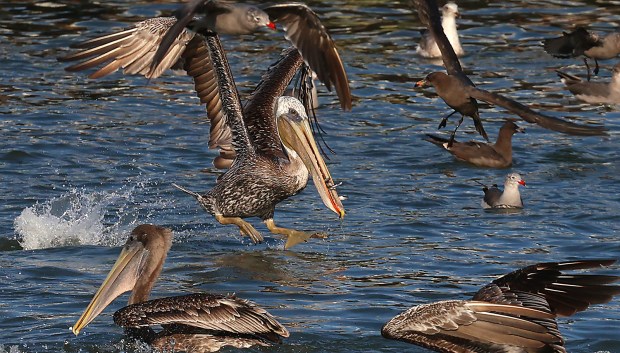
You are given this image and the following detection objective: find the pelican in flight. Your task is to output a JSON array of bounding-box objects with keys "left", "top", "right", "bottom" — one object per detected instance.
[
  {"left": 60, "top": 5, "right": 347, "bottom": 249},
  {"left": 72, "top": 224, "right": 289, "bottom": 352}
]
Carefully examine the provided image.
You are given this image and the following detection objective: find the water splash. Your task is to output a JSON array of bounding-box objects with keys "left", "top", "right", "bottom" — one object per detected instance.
[
  {"left": 0, "top": 345, "right": 24, "bottom": 353},
  {"left": 13, "top": 183, "right": 151, "bottom": 250}
]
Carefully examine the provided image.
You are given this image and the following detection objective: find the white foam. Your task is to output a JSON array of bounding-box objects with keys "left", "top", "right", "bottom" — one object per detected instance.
[
  {"left": 13, "top": 186, "right": 142, "bottom": 250},
  {"left": 0, "top": 345, "right": 24, "bottom": 353}
]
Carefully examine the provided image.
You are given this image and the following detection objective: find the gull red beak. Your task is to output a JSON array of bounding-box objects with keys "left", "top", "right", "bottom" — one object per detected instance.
[
  {"left": 415, "top": 79, "right": 427, "bottom": 87},
  {"left": 518, "top": 179, "right": 526, "bottom": 186},
  {"left": 267, "top": 21, "right": 276, "bottom": 30}
]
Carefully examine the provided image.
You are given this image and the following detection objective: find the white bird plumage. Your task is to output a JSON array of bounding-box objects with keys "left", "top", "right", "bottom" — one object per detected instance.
[{"left": 416, "top": 2, "right": 464, "bottom": 58}]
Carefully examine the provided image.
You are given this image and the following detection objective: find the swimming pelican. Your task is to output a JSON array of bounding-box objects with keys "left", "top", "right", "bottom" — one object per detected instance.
[
  {"left": 72, "top": 224, "right": 289, "bottom": 352},
  {"left": 60, "top": 13, "right": 346, "bottom": 249}
]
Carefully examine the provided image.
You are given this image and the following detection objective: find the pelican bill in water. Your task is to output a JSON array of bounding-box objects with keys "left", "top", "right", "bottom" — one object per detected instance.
[
  {"left": 382, "top": 259, "right": 620, "bottom": 353},
  {"left": 72, "top": 224, "right": 289, "bottom": 352},
  {"left": 60, "top": 13, "right": 346, "bottom": 249}
]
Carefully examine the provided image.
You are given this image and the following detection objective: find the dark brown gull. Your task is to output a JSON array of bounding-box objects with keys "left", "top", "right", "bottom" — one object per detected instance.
[
  {"left": 410, "top": 0, "right": 607, "bottom": 141},
  {"left": 151, "top": 0, "right": 352, "bottom": 110},
  {"left": 424, "top": 119, "right": 524, "bottom": 168}
]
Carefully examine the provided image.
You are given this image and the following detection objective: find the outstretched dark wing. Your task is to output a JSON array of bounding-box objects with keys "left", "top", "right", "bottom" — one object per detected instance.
[
  {"left": 543, "top": 27, "right": 599, "bottom": 58},
  {"left": 473, "top": 259, "right": 620, "bottom": 317},
  {"left": 114, "top": 293, "right": 289, "bottom": 338},
  {"left": 243, "top": 47, "right": 304, "bottom": 158},
  {"left": 466, "top": 86, "right": 608, "bottom": 136},
  {"left": 263, "top": 3, "right": 351, "bottom": 110},
  {"left": 183, "top": 35, "right": 237, "bottom": 168}
]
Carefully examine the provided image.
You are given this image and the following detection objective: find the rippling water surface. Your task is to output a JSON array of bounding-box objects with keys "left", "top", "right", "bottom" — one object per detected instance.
[{"left": 1, "top": 0, "right": 620, "bottom": 352}]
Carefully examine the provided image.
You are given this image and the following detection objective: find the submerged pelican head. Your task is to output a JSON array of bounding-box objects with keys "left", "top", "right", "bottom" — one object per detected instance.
[
  {"left": 72, "top": 225, "right": 172, "bottom": 335},
  {"left": 275, "top": 96, "right": 345, "bottom": 219}
]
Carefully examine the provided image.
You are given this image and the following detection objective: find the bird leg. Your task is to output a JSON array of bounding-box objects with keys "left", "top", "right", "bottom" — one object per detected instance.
[
  {"left": 438, "top": 110, "right": 457, "bottom": 129},
  {"left": 264, "top": 219, "right": 327, "bottom": 249},
  {"left": 594, "top": 58, "right": 600, "bottom": 76},
  {"left": 447, "top": 115, "right": 465, "bottom": 148},
  {"left": 584, "top": 57, "right": 592, "bottom": 81},
  {"left": 215, "top": 214, "right": 264, "bottom": 244}
]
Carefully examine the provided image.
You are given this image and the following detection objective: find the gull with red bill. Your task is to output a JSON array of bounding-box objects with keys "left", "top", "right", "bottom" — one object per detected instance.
[{"left": 479, "top": 173, "right": 526, "bottom": 209}]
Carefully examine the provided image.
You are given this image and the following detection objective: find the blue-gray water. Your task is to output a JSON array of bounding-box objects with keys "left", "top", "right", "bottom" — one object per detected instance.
[{"left": 1, "top": 0, "right": 619, "bottom": 352}]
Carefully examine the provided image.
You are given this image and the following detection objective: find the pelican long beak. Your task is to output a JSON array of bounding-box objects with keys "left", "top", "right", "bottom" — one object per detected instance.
[
  {"left": 72, "top": 243, "right": 146, "bottom": 335},
  {"left": 277, "top": 111, "right": 345, "bottom": 219}
]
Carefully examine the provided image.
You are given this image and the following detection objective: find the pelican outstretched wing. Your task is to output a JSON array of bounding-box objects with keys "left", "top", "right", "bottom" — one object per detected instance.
[{"left": 59, "top": 18, "right": 239, "bottom": 168}]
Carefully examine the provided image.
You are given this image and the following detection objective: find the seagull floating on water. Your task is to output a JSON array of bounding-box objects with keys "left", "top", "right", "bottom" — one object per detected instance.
[
  {"left": 556, "top": 62, "right": 620, "bottom": 104},
  {"left": 480, "top": 172, "right": 525, "bottom": 209}
]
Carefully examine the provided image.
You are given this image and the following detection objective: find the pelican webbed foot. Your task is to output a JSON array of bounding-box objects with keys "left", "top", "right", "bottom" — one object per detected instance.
[
  {"left": 215, "top": 214, "right": 264, "bottom": 244},
  {"left": 264, "top": 219, "right": 327, "bottom": 249}
]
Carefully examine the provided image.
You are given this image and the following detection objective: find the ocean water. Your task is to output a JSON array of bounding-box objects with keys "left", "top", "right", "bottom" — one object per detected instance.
[{"left": 1, "top": 0, "right": 619, "bottom": 352}]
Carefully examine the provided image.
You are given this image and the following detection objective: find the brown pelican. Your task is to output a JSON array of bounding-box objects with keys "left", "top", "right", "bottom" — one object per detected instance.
[
  {"left": 60, "top": 9, "right": 346, "bottom": 249},
  {"left": 410, "top": 0, "right": 607, "bottom": 144},
  {"left": 72, "top": 224, "right": 289, "bottom": 352},
  {"left": 382, "top": 259, "right": 620, "bottom": 353}
]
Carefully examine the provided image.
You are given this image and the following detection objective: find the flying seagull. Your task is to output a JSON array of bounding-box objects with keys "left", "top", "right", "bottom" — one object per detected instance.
[{"left": 410, "top": 0, "right": 607, "bottom": 142}]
